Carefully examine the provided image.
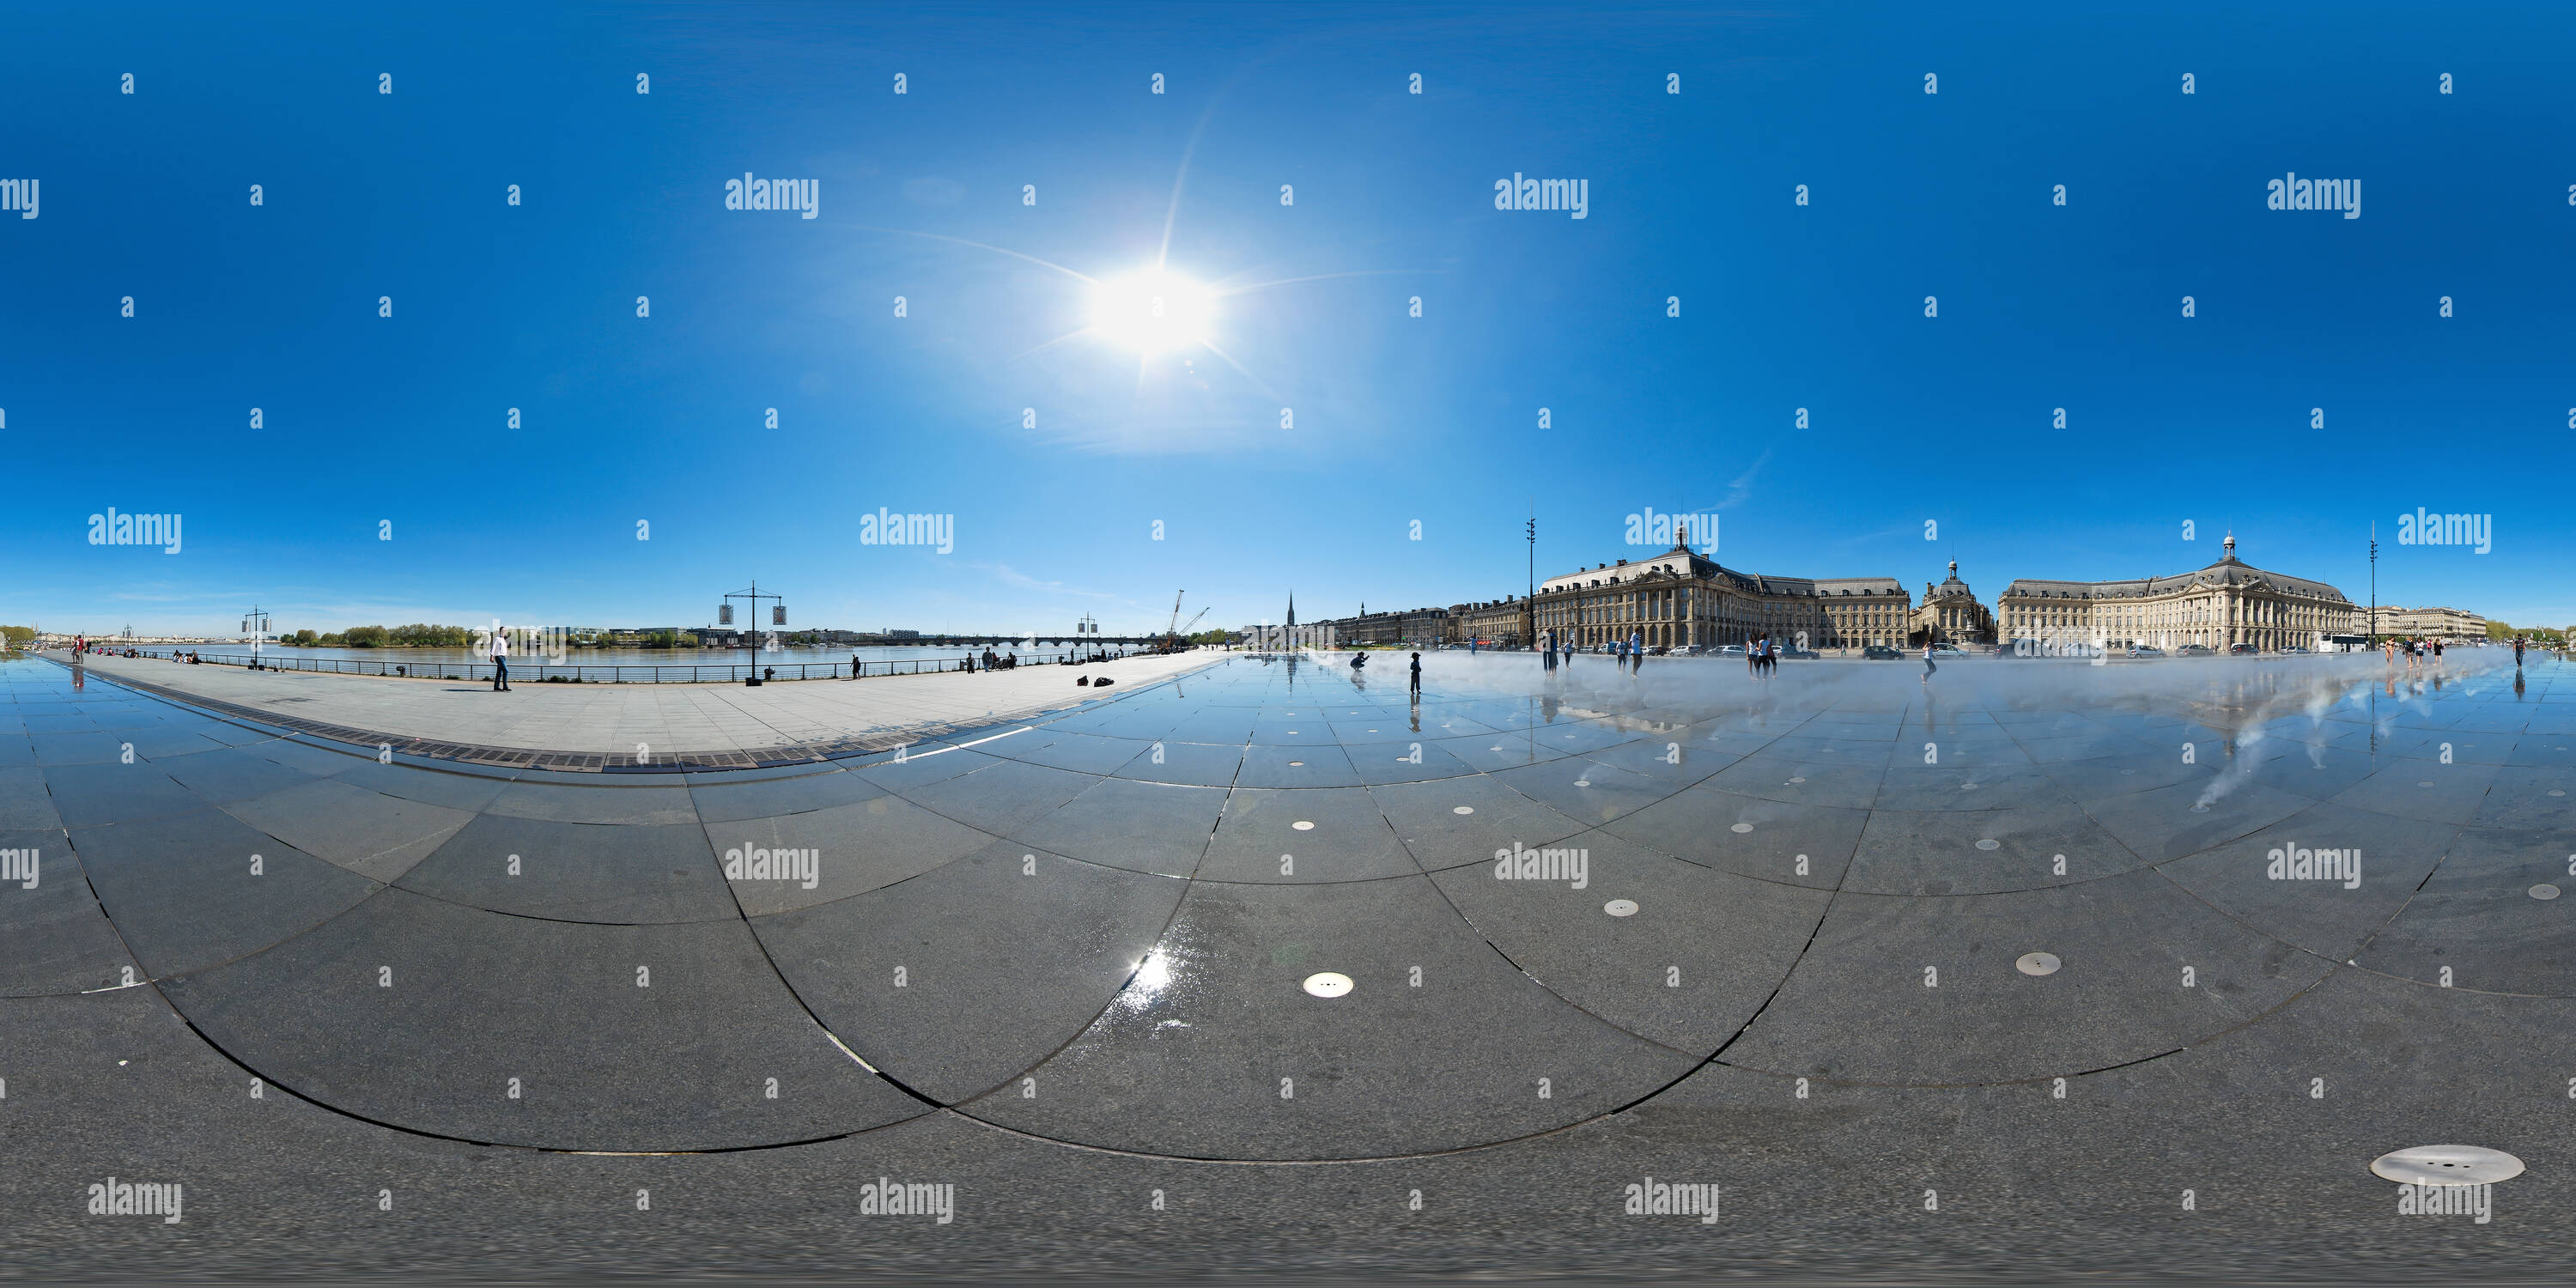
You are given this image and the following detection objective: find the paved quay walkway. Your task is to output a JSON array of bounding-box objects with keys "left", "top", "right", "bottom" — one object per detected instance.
[
  {"left": 4, "top": 649, "right": 2574, "bottom": 1278},
  {"left": 62, "top": 650, "right": 1219, "bottom": 772}
]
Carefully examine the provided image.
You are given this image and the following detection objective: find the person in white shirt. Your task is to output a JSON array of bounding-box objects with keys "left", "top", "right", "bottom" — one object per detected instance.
[{"left": 491, "top": 628, "right": 512, "bottom": 691}]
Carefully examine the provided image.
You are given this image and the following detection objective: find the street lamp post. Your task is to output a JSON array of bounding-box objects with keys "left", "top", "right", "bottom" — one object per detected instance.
[
  {"left": 1525, "top": 507, "right": 1536, "bottom": 651},
  {"left": 2367, "top": 524, "right": 2378, "bottom": 648},
  {"left": 720, "top": 580, "right": 787, "bottom": 686},
  {"left": 241, "top": 607, "right": 271, "bottom": 670}
]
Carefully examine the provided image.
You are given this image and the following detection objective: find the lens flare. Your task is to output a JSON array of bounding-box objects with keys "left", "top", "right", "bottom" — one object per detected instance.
[{"left": 1090, "top": 270, "right": 1214, "bottom": 355}]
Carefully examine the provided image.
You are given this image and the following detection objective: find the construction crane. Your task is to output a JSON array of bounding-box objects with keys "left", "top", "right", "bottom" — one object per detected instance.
[{"left": 1163, "top": 592, "right": 1210, "bottom": 653}]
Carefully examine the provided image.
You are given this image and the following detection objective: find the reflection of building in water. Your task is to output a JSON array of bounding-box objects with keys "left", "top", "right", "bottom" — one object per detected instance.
[
  {"left": 2360, "top": 605, "right": 2488, "bottom": 641},
  {"left": 1522, "top": 525, "right": 1913, "bottom": 650},
  {"left": 1996, "top": 533, "right": 2358, "bottom": 653}
]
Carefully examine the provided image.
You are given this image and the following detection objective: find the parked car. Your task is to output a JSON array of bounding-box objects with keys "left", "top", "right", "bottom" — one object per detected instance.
[
  {"left": 2228, "top": 642, "right": 2260, "bottom": 655},
  {"left": 1929, "top": 644, "right": 1967, "bottom": 658},
  {"left": 2280, "top": 646, "right": 2311, "bottom": 654},
  {"left": 1715, "top": 644, "right": 1746, "bottom": 657},
  {"left": 2128, "top": 645, "right": 2166, "bottom": 659},
  {"left": 2175, "top": 643, "right": 2214, "bottom": 656},
  {"left": 1778, "top": 647, "right": 1820, "bottom": 659},
  {"left": 1860, "top": 645, "right": 1903, "bottom": 660}
]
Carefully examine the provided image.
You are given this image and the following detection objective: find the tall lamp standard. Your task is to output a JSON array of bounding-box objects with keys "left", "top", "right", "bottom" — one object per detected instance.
[
  {"left": 2367, "top": 523, "right": 2379, "bottom": 648},
  {"left": 241, "top": 607, "right": 271, "bottom": 671},
  {"left": 719, "top": 580, "right": 786, "bottom": 686},
  {"left": 1525, "top": 507, "right": 1536, "bottom": 650}
]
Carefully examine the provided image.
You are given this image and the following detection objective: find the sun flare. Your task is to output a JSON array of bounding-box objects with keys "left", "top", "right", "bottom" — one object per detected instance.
[{"left": 1089, "top": 269, "right": 1215, "bottom": 355}]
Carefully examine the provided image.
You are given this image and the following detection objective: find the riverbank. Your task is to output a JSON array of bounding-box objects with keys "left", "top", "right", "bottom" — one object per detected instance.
[{"left": 62, "top": 649, "right": 1223, "bottom": 772}]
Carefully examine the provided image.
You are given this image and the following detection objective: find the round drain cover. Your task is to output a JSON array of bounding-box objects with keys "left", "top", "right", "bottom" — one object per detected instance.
[
  {"left": 2418, "top": 781, "right": 2433, "bottom": 788},
  {"left": 2532, "top": 884, "right": 2561, "bottom": 901},
  {"left": 1730, "top": 823, "right": 1753, "bottom": 834},
  {"left": 2551, "top": 790, "right": 2567, "bottom": 798},
  {"left": 1604, "top": 899, "right": 1638, "bottom": 917},
  {"left": 1288, "top": 761, "right": 1304, "bottom": 767},
  {"left": 1975, "top": 839, "right": 2000, "bottom": 851},
  {"left": 1302, "top": 972, "right": 1353, "bottom": 998},
  {"left": 2370, "top": 1145, "right": 2523, "bottom": 1187},
  {"left": 1291, "top": 821, "right": 1315, "bottom": 831},
  {"left": 1453, "top": 805, "right": 1474, "bottom": 815},
  {"left": 1961, "top": 782, "right": 1980, "bottom": 790},
  {"left": 2016, "top": 951, "right": 2062, "bottom": 976},
  {"left": 1574, "top": 779, "right": 1593, "bottom": 787},
  {"left": 1788, "top": 776, "right": 1807, "bottom": 784}
]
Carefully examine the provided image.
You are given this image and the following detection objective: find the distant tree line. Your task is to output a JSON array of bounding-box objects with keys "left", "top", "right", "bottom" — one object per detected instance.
[
  {"left": 2486, "top": 622, "right": 2567, "bottom": 644},
  {"left": 280, "top": 624, "right": 478, "bottom": 648}
]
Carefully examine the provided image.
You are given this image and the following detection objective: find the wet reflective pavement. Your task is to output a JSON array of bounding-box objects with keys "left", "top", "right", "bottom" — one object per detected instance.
[{"left": 8, "top": 650, "right": 2574, "bottom": 1276}]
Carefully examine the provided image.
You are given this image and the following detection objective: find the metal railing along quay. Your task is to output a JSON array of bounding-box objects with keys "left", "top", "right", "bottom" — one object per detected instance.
[{"left": 113, "top": 650, "right": 1151, "bottom": 683}]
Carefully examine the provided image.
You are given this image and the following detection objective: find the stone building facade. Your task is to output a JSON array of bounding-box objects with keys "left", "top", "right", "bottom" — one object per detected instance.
[
  {"left": 1317, "top": 604, "right": 1452, "bottom": 647},
  {"left": 1452, "top": 597, "right": 1531, "bottom": 647},
  {"left": 1910, "top": 561, "right": 1996, "bottom": 646},
  {"left": 1527, "top": 529, "right": 1911, "bottom": 651},
  {"left": 1995, "top": 534, "right": 2357, "bottom": 653},
  {"left": 2362, "top": 605, "right": 2488, "bottom": 641}
]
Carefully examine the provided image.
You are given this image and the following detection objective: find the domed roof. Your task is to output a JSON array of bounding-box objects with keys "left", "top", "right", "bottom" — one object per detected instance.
[{"left": 1925, "top": 559, "right": 1976, "bottom": 599}]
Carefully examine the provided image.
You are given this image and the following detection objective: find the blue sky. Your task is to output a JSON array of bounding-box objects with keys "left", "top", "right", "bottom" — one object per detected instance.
[{"left": 6, "top": 1, "right": 2571, "bottom": 638}]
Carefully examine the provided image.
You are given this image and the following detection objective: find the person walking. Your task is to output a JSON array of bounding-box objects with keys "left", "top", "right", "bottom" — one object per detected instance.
[
  {"left": 1921, "top": 638, "right": 1936, "bottom": 684},
  {"left": 1628, "top": 628, "right": 1643, "bottom": 673},
  {"left": 491, "top": 627, "right": 512, "bottom": 691},
  {"left": 2513, "top": 636, "right": 2526, "bottom": 668},
  {"left": 1540, "top": 629, "right": 1556, "bottom": 672},
  {"left": 851, "top": 649, "right": 863, "bottom": 680},
  {"left": 1409, "top": 651, "right": 1423, "bottom": 696}
]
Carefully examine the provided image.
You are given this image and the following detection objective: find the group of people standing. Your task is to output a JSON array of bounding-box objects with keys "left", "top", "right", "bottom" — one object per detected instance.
[
  {"left": 2385, "top": 637, "right": 2447, "bottom": 671},
  {"left": 1746, "top": 635, "right": 1779, "bottom": 676},
  {"left": 1534, "top": 629, "right": 1653, "bottom": 674}
]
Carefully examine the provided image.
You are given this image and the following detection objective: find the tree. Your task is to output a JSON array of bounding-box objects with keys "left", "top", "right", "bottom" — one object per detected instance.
[
  {"left": 0, "top": 625, "right": 33, "bottom": 648},
  {"left": 342, "top": 625, "right": 389, "bottom": 647}
]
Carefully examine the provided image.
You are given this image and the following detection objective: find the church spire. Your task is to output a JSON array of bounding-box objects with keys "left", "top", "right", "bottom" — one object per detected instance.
[{"left": 1286, "top": 592, "right": 1295, "bottom": 628}]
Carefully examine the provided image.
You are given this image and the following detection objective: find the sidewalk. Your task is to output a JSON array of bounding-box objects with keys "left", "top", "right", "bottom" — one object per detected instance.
[{"left": 67, "top": 651, "right": 1222, "bottom": 772}]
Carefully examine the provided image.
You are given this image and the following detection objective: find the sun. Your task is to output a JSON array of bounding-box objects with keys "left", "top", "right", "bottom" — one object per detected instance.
[{"left": 1089, "top": 269, "right": 1215, "bottom": 355}]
